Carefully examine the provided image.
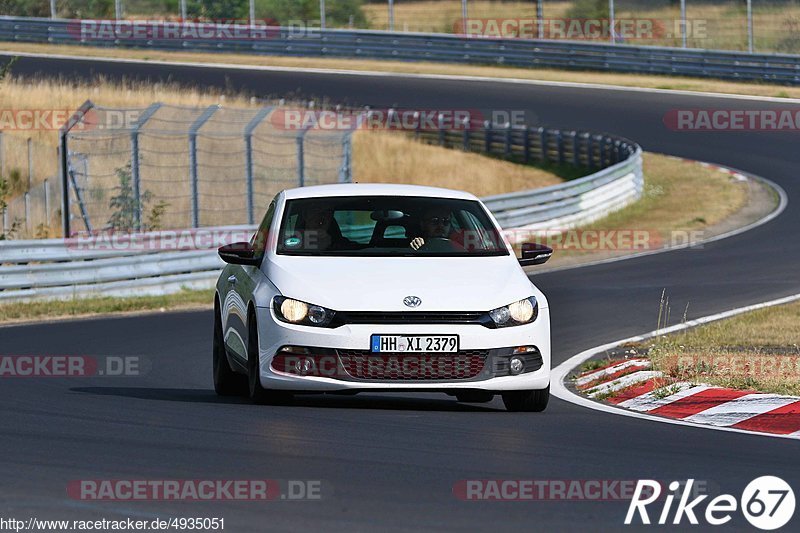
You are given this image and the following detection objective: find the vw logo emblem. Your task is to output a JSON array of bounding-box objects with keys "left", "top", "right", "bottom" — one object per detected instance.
[{"left": 403, "top": 296, "right": 422, "bottom": 308}]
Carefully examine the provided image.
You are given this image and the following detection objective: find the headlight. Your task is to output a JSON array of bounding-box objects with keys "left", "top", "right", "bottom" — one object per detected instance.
[
  {"left": 489, "top": 296, "right": 538, "bottom": 327},
  {"left": 273, "top": 296, "right": 335, "bottom": 327}
]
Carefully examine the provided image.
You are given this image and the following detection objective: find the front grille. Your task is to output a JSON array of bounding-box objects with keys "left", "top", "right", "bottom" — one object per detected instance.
[
  {"left": 336, "top": 349, "right": 489, "bottom": 381},
  {"left": 334, "top": 311, "right": 491, "bottom": 327}
]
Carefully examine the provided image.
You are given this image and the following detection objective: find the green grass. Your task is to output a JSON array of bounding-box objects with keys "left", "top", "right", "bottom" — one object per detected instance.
[{"left": 0, "top": 288, "right": 213, "bottom": 324}]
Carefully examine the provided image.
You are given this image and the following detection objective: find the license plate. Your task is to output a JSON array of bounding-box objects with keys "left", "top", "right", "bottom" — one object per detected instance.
[{"left": 370, "top": 335, "right": 459, "bottom": 353}]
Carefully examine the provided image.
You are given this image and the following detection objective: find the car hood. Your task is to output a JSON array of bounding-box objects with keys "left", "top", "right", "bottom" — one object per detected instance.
[{"left": 264, "top": 255, "right": 542, "bottom": 312}]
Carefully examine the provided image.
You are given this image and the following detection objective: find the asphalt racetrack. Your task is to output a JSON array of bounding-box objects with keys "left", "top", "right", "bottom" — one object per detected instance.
[{"left": 1, "top": 54, "right": 799, "bottom": 531}]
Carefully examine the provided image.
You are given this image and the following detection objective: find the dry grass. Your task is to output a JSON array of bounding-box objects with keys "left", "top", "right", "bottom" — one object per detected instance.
[
  {"left": 638, "top": 300, "right": 800, "bottom": 396},
  {"left": 0, "top": 288, "right": 213, "bottom": 325},
  {"left": 5, "top": 42, "right": 800, "bottom": 100},
  {"left": 352, "top": 130, "right": 562, "bottom": 196},
  {"left": 543, "top": 153, "right": 750, "bottom": 266}
]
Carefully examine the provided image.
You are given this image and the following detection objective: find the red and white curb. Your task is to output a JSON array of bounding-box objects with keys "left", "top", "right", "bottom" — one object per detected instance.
[
  {"left": 552, "top": 293, "right": 800, "bottom": 441},
  {"left": 573, "top": 358, "right": 800, "bottom": 437}
]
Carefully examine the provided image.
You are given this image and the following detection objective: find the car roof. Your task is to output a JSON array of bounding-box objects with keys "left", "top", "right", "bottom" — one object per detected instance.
[{"left": 282, "top": 183, "right": 479, "bottom": 201}]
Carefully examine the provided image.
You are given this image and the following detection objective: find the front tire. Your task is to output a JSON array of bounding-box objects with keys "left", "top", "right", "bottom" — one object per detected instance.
[
  {"left": 501, "top": 385, "right": 550, "bottom": 412},
  {"left": 213, "top": 302, "right": 246, "bottom": 396}
]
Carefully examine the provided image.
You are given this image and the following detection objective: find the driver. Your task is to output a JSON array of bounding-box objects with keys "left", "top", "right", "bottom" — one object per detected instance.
[{"left": 410, "top": 208, "right": 452, "bottom": 250}]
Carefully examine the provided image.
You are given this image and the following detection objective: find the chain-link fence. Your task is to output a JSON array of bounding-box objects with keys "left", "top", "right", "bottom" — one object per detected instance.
[
  {"left": 2, "top": 1, "right": 797, "bottom": 53},
  {"left": 61, "top": 102, "right": 354, "bottom": 235},
  {"left": 0, "top": 133, "right": 61, "bottom": 239},
  {"left": 0, "top": 102, "right": 354, "bottom": 238}
]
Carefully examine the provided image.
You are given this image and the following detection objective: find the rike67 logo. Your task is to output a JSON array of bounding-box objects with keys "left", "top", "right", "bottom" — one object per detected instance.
[{"left": 626, "top": 477, "right": 795, "bottom": 530}]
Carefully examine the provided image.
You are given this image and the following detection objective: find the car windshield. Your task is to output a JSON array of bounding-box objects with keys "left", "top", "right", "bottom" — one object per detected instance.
[{"left": 276, "top": 195, "right": 509, "bottom": 257}]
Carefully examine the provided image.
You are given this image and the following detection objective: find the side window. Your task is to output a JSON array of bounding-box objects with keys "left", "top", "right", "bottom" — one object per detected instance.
[{"left": 251, "top": 198, "right": 277, "bottom": 256}]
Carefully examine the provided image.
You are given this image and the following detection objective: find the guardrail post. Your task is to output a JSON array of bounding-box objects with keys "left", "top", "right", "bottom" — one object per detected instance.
[
  {"left": 556, "top": 130, "right": 565, "bottom": 165},
  {"left": 130, "top": 102, "right": 162, "bottom": 231},
  {"left": 523, "top": 127, "right": 530, "bottom": 163},
  {"left": 504, "top": 123, "right": 512, "bottom": 157},
  {"left": 571, "top": 131, "right": 579, "bottom": 166},
  {"left": 586, "top": 134, "right": 594, "bottom": 172},
  {"left": 484, "top": 121, "right": 491, "bottom": 154},
  {"left": 244, "top": 106, "right": 273, "bottom": 224},
  {"left": 188, "top": 105, "right": 219, "bottom": 229},
  {"left": 599, "top": 136, "right": 607, "bottom": 167},
  {"left": 538, "top": 127, "right": 547, "bottom": 163}
]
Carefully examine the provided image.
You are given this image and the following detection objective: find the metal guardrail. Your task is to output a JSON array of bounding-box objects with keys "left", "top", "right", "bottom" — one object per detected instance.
[
  {"left": 1, "top": 16, "right": 800, "bottom": 84},
  {"left": 0, "top": 121, "right": 643, "bottom": 302}
]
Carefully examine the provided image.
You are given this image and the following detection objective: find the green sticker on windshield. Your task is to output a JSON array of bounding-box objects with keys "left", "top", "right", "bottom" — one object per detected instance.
[{"left": 284, "top": 237, "right": 301, "bottom": 247}]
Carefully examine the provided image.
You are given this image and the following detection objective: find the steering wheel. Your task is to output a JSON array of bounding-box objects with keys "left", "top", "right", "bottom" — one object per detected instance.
[{"left": 418, "top": 237, "right": 465, "bottom": 252}]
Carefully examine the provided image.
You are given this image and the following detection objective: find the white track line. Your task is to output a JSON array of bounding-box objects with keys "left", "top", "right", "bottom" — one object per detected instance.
[
  {"left": 575, "top": 359, "right": 651, "bottom": 387},
  {"left": 5, "top": 49, "right": 800, "bottom": 104},
  {"left": 552, "top": 292, "right": 800, "bottom": 441},
  {"left": 585, "top": 370, "right": 662, "bottom": 398},
  {"left": 617, "top": 383, "right": 708, "bottom": 412}
]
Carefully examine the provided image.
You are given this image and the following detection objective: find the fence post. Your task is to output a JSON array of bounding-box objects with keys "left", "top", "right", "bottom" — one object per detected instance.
[
  {"left": 244, "top": 106, "right": 273, "bottom": 225},
  {"left": 130, "top": 102, "right": 162, "bottom": 231},
  {"left": 747, "top": 0, "right": 754, "bottom": 53},
  {"left": 0, "top": 131, "right": 4, "bottom": 178},
  {"left": 388, "top": 0, "right": 394, "bottom": 32},
  {"left": 59, "top": 100, "right": 95, "bottom": 238},
  {"left": 24, "top": 192, "right": 30, "bottom": 235},
  {"left": 483, "top": 121, "right": 491, "bottom": 154},
  {"left": 438, "top": 113, "right": 446, "bottom": 146},
  {"left": 504, "top": 123, "right": 512, "bottom": 157},
  {"left": 188, "top": 105, "right": 219, "bottom": 229},
  {"left": 27, "top": 137, "right": 33, "bottom": 189},
  {"left": 339, "top": 133, "right": 353, "bottom": 183},
  {"left": 296, "top": 125, "right": 312, "bottom": 187},
  {"left": 462, "top": 117, "right": 470, "bottom": 151},
  {"left": 44, "top": 178, "right": 50, "bottom": 227}
]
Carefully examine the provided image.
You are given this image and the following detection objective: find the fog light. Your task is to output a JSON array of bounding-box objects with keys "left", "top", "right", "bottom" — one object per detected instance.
[
  {"left": 295, "top": 357, "right": 316, "bottom": 375},
  {"left": 509, "top": 356, "right": 525, "bottom": 375}
]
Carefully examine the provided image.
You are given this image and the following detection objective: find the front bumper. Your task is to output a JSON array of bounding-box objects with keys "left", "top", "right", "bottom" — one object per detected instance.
[{"left": 255, "top": 305, "right": 551, "bottom": 392}]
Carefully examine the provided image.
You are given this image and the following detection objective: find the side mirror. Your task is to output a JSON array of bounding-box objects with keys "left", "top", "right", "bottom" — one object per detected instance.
[
  {"left": 519, "top": 242, "right": 553, "bottom": 267},
  {"left": 218, "top": 242, "right": 261, "bottom": 266}
]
